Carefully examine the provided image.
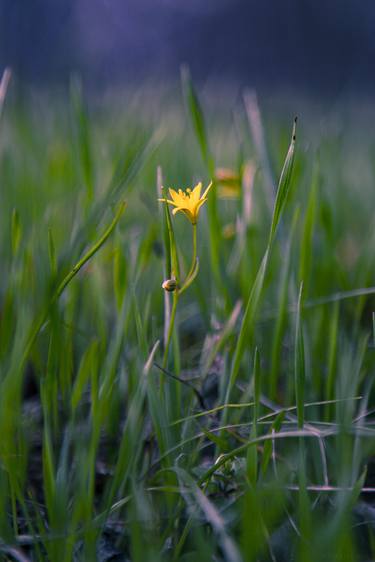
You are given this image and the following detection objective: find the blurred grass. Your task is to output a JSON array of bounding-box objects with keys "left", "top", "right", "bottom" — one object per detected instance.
[{"left": 0, "top": 74, "right": 374, "bottom": 561}]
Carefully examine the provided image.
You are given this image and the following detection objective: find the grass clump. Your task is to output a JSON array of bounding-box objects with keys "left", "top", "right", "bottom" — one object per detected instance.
[{"left": 0, "top": 72, "right": 374, "bottom": 561}]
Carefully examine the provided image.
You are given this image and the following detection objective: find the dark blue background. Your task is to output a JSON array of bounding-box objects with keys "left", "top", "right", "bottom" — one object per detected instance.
[{"left": 1, "top": 0, "right": 375, "bottom": 95}]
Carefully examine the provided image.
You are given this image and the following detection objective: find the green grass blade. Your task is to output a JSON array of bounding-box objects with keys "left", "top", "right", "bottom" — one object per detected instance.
[
  {"left": 295, "top": 282, "right": 306, "bottom": 429},
  {"left": 70, "top": 76, "right": 95, "bottom": 204},
  {"left": 247, "top": 347, "right": 260, "bottom": 484},
  {"left": 54, "top": 201, "right": 126, "bottom": 301},
  {"left": 299, "top": 161, "right": 318, "bottom": 292},
  {"left": 268, "top": 117, "right": 297, "bottom": 244},
  {"left": 224, "top": 118, "right": 298, "bottom": 414},
  {"left": 48, "top": 227, "right": 57, "bottom": 277},
  {"left": 270, "top": 207, "right": 299, "bottom": 398},
  {"left": 71, "top": 339, "right": 99, "bottom": 414},
  {"left": 181, "top": 65, "right": 212, "bottom": 172},
  {"left": 11, "top": 208, "right": 21, "bottom": 258}
]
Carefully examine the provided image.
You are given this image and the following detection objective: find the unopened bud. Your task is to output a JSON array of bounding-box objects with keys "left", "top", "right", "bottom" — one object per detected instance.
[{"left": 162, "top": 278, "right": 177, "bottom": 292}]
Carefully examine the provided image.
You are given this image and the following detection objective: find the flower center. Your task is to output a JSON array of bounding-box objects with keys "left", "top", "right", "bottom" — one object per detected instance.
[{"left": 178, "top": 188, "right": 192, "bottom": 200}]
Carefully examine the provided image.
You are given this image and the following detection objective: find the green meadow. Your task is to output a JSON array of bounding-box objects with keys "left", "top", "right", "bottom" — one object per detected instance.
[{"left": 0, "top": 71, "right": 375, "bottom": 561}]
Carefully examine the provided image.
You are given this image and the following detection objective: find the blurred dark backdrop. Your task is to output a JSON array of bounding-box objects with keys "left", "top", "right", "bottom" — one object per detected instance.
[{"left": 1, "top": 0, "right": 375, "bottom": 95}]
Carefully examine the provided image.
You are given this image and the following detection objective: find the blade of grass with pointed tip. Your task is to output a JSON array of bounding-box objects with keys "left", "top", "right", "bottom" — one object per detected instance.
[
  {"left": 268, "top": 117, "right": 297, "bottom": 244},
  {"left": 223, "top": 118, "right": 297, "bottom": 420}
]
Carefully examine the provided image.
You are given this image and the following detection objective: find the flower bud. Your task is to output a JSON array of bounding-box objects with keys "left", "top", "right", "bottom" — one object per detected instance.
[{"left": 162, "top": 278, "right": 177, "bottom": 292}]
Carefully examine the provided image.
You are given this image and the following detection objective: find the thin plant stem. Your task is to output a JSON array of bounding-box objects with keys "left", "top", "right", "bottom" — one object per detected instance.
[
  {"left": 179, "top": 222, "right": 198, "bottom": 295},
  {"left": 186, "top": 222, "right": 197, "bottom": 282},
  {"left": 162, "top": 222, "right": 198, "bottom": 371},
  {"left": 162, "top": 291, "right": 179, "bottom": 370}
]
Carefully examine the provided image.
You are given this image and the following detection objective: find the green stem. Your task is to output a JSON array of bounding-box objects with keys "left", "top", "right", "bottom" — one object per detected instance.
[
  {"left": 162, "top": 291, "right": 179, "bottom": 370},
  {"left": 179, "top": 222, "right": 198, "bottom": 295},
  {"left": 186, "top": 222, "right": 197, "bottom": 281},
  {"left": 162, "top": 223, "right": 197, "bottom": 371}
]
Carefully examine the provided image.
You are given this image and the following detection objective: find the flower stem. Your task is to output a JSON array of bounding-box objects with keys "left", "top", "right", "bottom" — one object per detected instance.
[
  {"left": 179, "top": 223, "right": 198, "bottom": 294},
  {"left": 162, "top": 290, "right": 179, "bottom": 370},
  {"left": 162, "top": 223, "right": 197, "bottom": 371},
  {"left": 187, "top": 223, "right": 197, "bottom": 280}
]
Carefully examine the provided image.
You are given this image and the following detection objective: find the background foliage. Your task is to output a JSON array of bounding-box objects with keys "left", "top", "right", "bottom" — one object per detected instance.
[{"left": 0, "top": 75, "right": 374, "bottom": 561}]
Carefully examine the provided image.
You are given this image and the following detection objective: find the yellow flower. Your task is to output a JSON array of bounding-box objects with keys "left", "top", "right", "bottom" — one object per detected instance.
[{"left": 159, "top": 181, "right": 212, "bottom": 225}]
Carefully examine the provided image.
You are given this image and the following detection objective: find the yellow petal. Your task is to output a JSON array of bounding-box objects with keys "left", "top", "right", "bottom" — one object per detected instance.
[
  {"left": 158, "top": 198, "right": 179, "bottom": 206},
  {"left": 202, "top": 181, "right": 213, "bottom": 199},
  {"left": 168, "top": 188, "right": 181, "bottom": 203},
  {"left": 191, "top": 182, "right": 202, "bottom": 202},
  {"left": 173, "top": 207, "right": 194, "bottom": 223},
  {"left": 195, "top": 198, "right": 208, "bottom": 217}
]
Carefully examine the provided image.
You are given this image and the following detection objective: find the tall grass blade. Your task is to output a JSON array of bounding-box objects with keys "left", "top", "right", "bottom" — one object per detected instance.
[
  {"left": 295, "top": 282, "right": 305, "bottom": 429},
  {"left": 224, "top": 118, "right": 297, "bottom": 412},
  {"left": 70, "top": 76, "right": 95, "bottom": 204}
]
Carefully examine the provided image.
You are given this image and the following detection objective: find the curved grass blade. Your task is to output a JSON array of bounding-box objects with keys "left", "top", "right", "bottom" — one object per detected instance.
[
  {"left": 54, "top": 201, "right": 126, "bottom": 301},
  {"left": 223, "top": 118, "right": 297, "bottom": 416},
  {"left": 269, "top": 117, "right": 297, "bottom": 244},
  {"left": 21, "top": 202, "right": 126, "bottom": 372}
]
